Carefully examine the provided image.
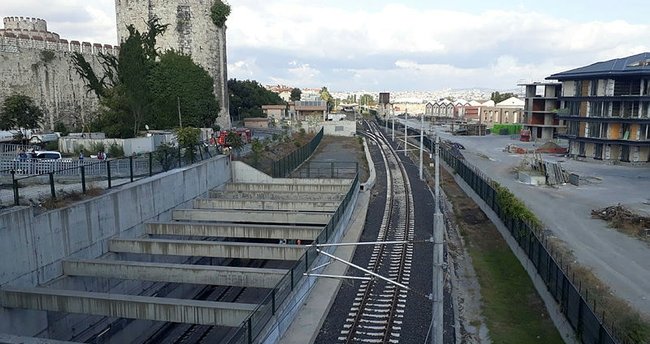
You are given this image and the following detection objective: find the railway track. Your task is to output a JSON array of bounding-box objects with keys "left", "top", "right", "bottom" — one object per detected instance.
[
  {"left": 338, "top": 121, "right": 415, "bottom": 343},
  {"left": 143, "top": 258, "right": 268, "bottom": 344}
]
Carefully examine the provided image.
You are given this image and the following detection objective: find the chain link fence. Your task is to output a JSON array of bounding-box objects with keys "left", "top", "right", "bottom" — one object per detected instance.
[{"left": 271, "top": 128, "right": 324, "bottom": 178}]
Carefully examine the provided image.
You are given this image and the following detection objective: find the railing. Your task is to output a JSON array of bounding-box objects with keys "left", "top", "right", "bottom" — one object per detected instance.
[
  {"left": 227, "top": 174, "right": 360, "bottom": 344},
  {"left": 291, "top": 161, "right": 358, "bottom": 179},
  {"left": 375, "top": 114, "right": 618, "bottom": 344},
  {"left": 271, "top": 128, "right": 324, "bottom": 178},
  {"left": 2, "top": 146, "right": 220, "bottom": 207}
]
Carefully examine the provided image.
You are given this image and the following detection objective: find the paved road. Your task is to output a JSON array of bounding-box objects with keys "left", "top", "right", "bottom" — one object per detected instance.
[{"left": 399, "top": 118, "right": 650, "bottom": 318}]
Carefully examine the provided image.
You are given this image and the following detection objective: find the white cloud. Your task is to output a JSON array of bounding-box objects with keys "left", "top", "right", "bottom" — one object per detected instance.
[
  {"left": 3, "top": 1, "right": 650, "bottom": 91},
  {"left": 228, "top": 59, "right": 259, "bottom": 79}
]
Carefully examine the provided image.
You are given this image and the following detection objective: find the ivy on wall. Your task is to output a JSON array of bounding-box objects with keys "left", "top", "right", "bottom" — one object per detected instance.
[
  {"left": 494, "top": 182, "right": 542, "bottom": 229},
  {"left": 210, "top": 1, "right": 231, "bottom": 28}
]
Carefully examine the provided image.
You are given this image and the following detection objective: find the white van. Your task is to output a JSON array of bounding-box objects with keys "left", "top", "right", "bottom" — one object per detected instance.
[{"left": 33, "top": 151, "right": 62, "bottom": 160}]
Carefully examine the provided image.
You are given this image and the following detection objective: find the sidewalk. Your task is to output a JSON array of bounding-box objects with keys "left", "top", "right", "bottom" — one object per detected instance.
[{"left": 279, "top": 190, "right": 371, "bottom": 344}]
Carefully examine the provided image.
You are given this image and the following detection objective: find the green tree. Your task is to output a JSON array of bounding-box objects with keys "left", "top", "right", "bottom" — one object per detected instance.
[
  {"left": 150, "top": 51, "right": 220, "bottom": 129},
  {"left": 154, "top": 142, "right": 178, "bottom": 171},
  {"left": 175, "top": 126, "right": 201, "bottom": 163},
  {"left": 0, "top": 95, "right": 44, "bottom": 133},
  {"left": 73, "top": 17, "right": 168, "bottom": 138},
  {"left": 228, "top": 79, "right": 284, "bottom": 120},
  {"left": 210, "top": 1, "right": 231, "bottom": 28},
  {"left": 250, "top": 138, "right": 263, "bottom": 167},
  {"left": 226, "top": 131, "right": 244, "bottom": 157},
  {"left": 290, "top": 88, "right": 302, "bottom": 101},
  {"left": 359, "top": 94, "right": 376, "bottom": 107},
  {"left": 491, "top": 91, "right": 517, "bottom": 104},
  {"left": 320, "top": 86, "right": 334, "bottom": 112}
]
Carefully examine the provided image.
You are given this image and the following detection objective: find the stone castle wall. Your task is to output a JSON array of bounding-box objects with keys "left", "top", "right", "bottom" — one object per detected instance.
[
  {"left": 115, "top": 0, "right": 231, "bottom": 129},
  {"left": 0, "top": 1, "right": 231, "bottom": 132},
  {"left": 0, "top": 18, "right": 119, "bottom": 131}
]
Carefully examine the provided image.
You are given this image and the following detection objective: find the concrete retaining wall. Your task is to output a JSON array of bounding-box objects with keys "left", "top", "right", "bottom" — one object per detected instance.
[
  {"left": 231, "top": 161, "right": 352, "bottom": 185},
  {"left": 322, "top": 120, "right": 357, "bottom": 137},
  {"left": 0, "top": 155, "right": 232, "bottom": 337}
]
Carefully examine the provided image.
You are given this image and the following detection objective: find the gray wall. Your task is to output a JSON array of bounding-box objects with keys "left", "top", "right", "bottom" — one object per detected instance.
[{"left": 0, "top": 155, "right": 232, "bottom": 336}]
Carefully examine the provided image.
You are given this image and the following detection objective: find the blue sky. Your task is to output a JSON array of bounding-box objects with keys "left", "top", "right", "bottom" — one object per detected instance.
[{"left": 1, "top": 1, "right": 649, "bottom": 92}]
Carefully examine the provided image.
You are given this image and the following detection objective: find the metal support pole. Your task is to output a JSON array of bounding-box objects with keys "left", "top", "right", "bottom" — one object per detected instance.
[
  {"left": 404, "top": 111, "right": 408, "bottom": 149},
  {"left": 49, "top": 173, "right": 56, "bottom": 199},
  {"left": 431, "top": 135, "right": 444, "bottom": 344},
  {"left": 129, "top": 156, "right": 134, "bottom": 182},
  {"left": 80, "top": 166, "right": 86, "bottom": 194},
  {"left": 11, "top": 170, "right": 19, "bottom": 206},
  {"left": 420, "top": 113, "right": 424, "bottom": 180},
  {"left": 391, "top": 116, "right": 395, "bottom": 141},
  {"left": 149, "top": 152, "right": 153, "bottom": 176},
  {"left": 106, "top": 160, "right": 112, "bottom": 189}
]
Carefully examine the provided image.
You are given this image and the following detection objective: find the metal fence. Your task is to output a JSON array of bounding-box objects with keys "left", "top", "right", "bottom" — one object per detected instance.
[
  {"left": 439, "top": 145, "right": 617, "bottom": 344},
  {"left": 2, "top": 146, "right": 220, "bottom": 207},
  {"left": 375, "top": 115, "right": 618, "bottom": 343},
  {"left": 291, "top": 161, "right": 358, "bottom": 179},
  {"left": 226, "top": 174, "right": 359, "bottom": 344},
  {"left": 271, "top": 128, "right": 324, "bottom": 178}
]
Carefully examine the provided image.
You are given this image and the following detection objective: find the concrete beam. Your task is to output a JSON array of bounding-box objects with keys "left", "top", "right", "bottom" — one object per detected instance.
[
  {"left": 63, "top": 259, "right": 286, "bottom": 288},
  {"left": 0, "top": 334, "right": 81, "bottom": 344},
  {"left": 171, "top": 209, "right": 332, "bottom": 225},
  {"left": 0, "top": 287, "right": 256, "bottom": 326},
  {"left": 224, "top": 183, "right": 350, "bottom": 193},
  {"left": 209, "top": 190, "right": 344, "bottom": 202},
  {"left": 193, "top": 199, "right": 339, "bottom": 212},
  {"left": 109, "top": 238, "right": 306, "bottom": 261},
  {"left": 146, "top": 222, "right": 322, "bottom": 240}
]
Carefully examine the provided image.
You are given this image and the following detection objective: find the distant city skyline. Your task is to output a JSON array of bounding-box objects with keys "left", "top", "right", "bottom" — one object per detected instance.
[{"left": 1, "top": 0, "right": 649, "bottom": 92}]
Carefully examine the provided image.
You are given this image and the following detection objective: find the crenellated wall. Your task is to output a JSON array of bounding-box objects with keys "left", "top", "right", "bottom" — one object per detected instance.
[
  {"left": 115, "top": 0, "right": 231, "bottom": 129},
  {"left": 0, "top": 18, "right": 119, "bottom": 131}
]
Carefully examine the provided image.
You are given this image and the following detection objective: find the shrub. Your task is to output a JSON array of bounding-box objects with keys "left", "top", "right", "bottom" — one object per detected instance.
[
  {"left": 44, "top": 140, "right": 59, "bottom": 151},
  {"left": 210, "top": 1, "right": 231, "bottom": 27},
  {"left": 108, "top": 142, "right": 125, "bottom": 158},
  {"left": 154, "top": 143, "right": 178, "bottom": 172}
]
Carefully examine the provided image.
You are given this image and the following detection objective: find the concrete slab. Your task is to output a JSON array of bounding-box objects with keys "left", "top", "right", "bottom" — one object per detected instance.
[
  {"left": 171, "top": 209, "right": 332, "bottom": 225},
  {"left": 224, "top": 183, "right": 350, "bottom": 193},
  {"left": 146, "top": 222, "right": 322, "bottom": 240},
  {"left": 109, "top": 238, "right": 307, "bottom": 261},
  {"left": 63, "top": 259, "right": 286, "bottom": 288},
  {"left": 0, "top": 287, "right": 256, "bottom": 326},
  {"left": 193, "top": 199, "right": 339, "bottom": 212},
  {"left": 208, "top": 190, "right": 344, "bottom": 202},
  {"left": 0, "top": 334, "right": 81, "bottom": 344}
]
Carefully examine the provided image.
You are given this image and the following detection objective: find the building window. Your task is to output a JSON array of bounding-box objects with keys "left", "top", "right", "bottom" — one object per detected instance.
[
  {"left": 639, "top": 124, "right": 648, "bottom": 140},
  {"left": 567, "top": 121, "right": 580, "bottom": 137},
  {"left": 590, "top": 80, "right": 598, "bottom": 96}
]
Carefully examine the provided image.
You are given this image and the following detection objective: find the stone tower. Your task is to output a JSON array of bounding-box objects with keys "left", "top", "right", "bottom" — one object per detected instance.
[{"left": 114, "top": 0, "right": 231, "bottom": 129}]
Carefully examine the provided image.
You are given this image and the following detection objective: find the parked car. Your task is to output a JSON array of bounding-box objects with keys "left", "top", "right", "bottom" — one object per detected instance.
[{"left": 33, "top": 150, "right": 62, "bottom": 159}]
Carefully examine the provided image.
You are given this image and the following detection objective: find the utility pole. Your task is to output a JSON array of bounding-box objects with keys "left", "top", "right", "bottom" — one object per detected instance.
[
  {"left": 431, "top": 135, "right": 444, "bottom": 344},
  {"left": 177, "top": 97, "right": 183, "bottom": 129},
  {"left": 404, "top": 109, "right": 408, "bottom": 150},
  {"left": 391, "top": 107, "right": 395, "bottom": 141},
  {"left": 419, "top": 112, "right": 424, "bottom": 180}
]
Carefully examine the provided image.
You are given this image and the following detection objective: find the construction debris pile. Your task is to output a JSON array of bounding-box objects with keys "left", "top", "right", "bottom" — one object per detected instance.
[
  {"left": 505, "top": 141, "right": 568, "bottom": 155},
  {"left": 591, "top": 205, "right": 650, "bottom": 237},
  {"left": 524, "top": 154, "right": 571, "bottom": 185}
]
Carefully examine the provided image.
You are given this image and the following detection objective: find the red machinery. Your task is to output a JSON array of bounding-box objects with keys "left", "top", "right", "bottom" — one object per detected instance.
[{"left": 216, "top": 128, "right": 252, "bottom": 147}]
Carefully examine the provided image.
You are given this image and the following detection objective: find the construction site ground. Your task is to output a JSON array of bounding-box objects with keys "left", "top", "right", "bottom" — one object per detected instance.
[{"left": 401, "top": 118, "right": 650, "bottom": 320}]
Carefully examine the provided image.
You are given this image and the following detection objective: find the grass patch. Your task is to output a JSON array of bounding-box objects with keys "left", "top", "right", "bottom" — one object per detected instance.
[
  {"left": 467, "top": 236, "right": 563, "bottom": 343},
  {"left": 437, "top": 162, "right": 563, "bottom": 343}
]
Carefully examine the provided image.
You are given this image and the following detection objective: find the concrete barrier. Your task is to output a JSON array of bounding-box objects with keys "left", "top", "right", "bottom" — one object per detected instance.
[{"left": 0, "top": 156, "right": 232, "bottom": 336}]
